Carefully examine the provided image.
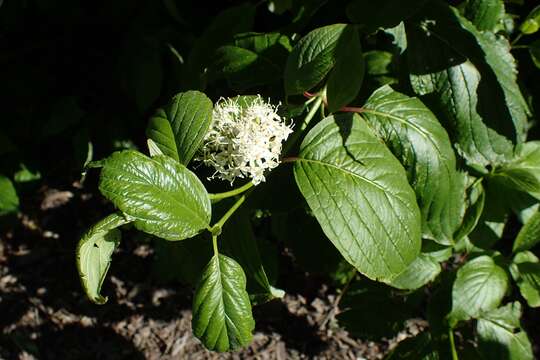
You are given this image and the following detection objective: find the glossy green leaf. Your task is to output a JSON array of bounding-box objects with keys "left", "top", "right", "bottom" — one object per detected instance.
[
  {"left": 362, "top": 85, "right": 463, "bottom": 244},
  {"left": 294, "top": 114, "right": 421, "bottom": 282},
  {"left": 192, "top": 254, "right": 255, "bottom": 352},
  {"left": 76, "top": 213, "right": 130, "bottom": 304},
  {"left": 389, "top": 254, "right": 441, "bottom": 290},
  {"left": 0, "top": 175, "right": 19, "bottom": 216},
  {"left": 465, "top": 0, "right": 505, "bottom": 31},
  {"left": 510, "top": 251, "right": 540, "bottom": 307},
  {"left": 449, "top": 255, "right": 509, "bottom": 324},
  {"left": 513, "top": 210, "right": 540, "bottom": 252},
  {"left": 284, "top": 24, "right": 346, "bottom": 95},
  {"left": 477, "top": 302, "right": 533, "bottom": 360},
  {"left": 346, "top": 0, "right": 428, "bottom": 33},
  {"left": 326, "top": 25, "right": 364, "bottom": 112},
  {"left": 99, "top": 150, "right": 211, "bottom": 241},
  {"left": 146, "top": 91, "right": 213, "bottom": 165},
  {"left": 407, "top": 2, "right": 529, "bottom": 167}
]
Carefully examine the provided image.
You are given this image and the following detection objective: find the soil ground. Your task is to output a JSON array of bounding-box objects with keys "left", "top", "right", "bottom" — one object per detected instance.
[{"left": 0, "top": 183, "right": 538, "bottom": 360}]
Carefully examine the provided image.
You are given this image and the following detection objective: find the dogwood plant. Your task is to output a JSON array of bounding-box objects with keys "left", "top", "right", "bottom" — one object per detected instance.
[{"left": 76, "top": 1, "right": 540, "bottom": 358}]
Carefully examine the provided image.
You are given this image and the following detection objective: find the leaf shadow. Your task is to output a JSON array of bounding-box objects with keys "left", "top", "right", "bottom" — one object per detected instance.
[
  {"left": 335, "top": 113, "right": 365, "bottom": 167},
  {"left": 1, "top": 324, "right": 145, "bottom": 360}
]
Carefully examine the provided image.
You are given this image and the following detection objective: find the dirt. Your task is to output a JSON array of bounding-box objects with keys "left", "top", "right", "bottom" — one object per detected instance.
[
  {"left": 0, "top": 182, "right": 419, "bottom": 360},
  {"left": 0, "top": 183, "right": 537, "bottom": 360}
]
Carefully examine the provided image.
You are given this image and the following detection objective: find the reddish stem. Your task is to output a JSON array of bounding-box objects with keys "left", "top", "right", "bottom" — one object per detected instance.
[
  {"left": 303, "top": 91, "right": 316, "bottom": 98},
  {"left": 340, "top": 106, "right": 365, "bottom": 113}
]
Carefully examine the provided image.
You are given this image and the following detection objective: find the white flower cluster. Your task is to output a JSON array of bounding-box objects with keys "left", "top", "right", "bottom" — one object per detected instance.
[{"left": 198, "top": 96, "right": 293, "bottom": 185}]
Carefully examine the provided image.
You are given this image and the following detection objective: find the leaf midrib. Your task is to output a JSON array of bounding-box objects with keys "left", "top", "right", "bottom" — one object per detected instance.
[{"left": 296, "top": 157, "right": 386, "bottom": 192}]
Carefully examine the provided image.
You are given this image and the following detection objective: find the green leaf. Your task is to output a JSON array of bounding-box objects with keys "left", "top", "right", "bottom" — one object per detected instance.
[
  {"left": 513, "top": 210, "right": 540, "bottom": 252},
  {"left": 284, "top": 24, "right": 346, "bottom": 95},
  {"left": 346, "top": 0, "right": 428, "bottom": 33},
  {"left": 362, "top": 51, "right": 398, "bottom": 95},
  {"left": 192, "top": 254, "right": 255, "bottom": 352},
  {"left": 465, "top": 0, "right": 505, "bottom": 31},
  {"left": 407, "top": 2, "right": 529, "bottom": 167},
  {"left": 14, "top": 164, "right": 41, "bottom": 183},
  {"left": 362, "top": 85, "right": 463, "bottom": 244},
  {"left": 513, "top": 199, "right": 537, "bottom": 224},
  {"left": 492, "top": 141, "right": 540, "bottom": 197},
  {"left": 505, "top": 189, "right": 539, "bottom": 225},
  {"left": 0, "top": 175, "right": 19, "bottom": 216},
  {"left": 477, "top": 302, "right": 533, "bottom": 360},
  {"left": 232, "top": 32, "right": 292, "bottom": 55},
  {"left": 384, "top": 22, "right": 408, "bottom": 54},
  {"left": 454, "top": 179, "right": 486, "bottom": 242},
  {"left": 468, "top": 180, "right": 509, "bottom": 249},
  {"left": 185, "top": 3, "right": 256, "bottom": 88},
  {"left": 147, "top": 139, "right": 164, "bottom": 157},
  {"left": 449, "top": 255, "right": 509, "bottom": 324},
  {"left": 99, "top": 150, "right": 211, "bottom": 241},
  {"left": 422, "top": 239, "right": 453, "bottom": 263},
  {"left": 76, "top": 213, "right": 130, "bottom": 304},
  {"left": 385, "top": 331, "right": 439, "bottom": 360},
  {"left": 146, "top": 91, "right": 213, "bottom": 165},
  {"left": 221, "top": 208, "right": 282, "bottom": 302},
  {"left": 389, "top": 254, "right": 441, "bottom": 290},
  {"left": 510, "top": 251, "right": 540, "bottom": 307},
  {"left": 211, "top": 32, "right": 292, "bottom": 90},
  {"left": 326, "top": 25, "right": 364, "bottom": 112},
  {"left": 294, "top": 114, "right": 421, "bottom": 282},
  {"left": 364, "top": 51, "right": 394, "bottom": 76},
  {"left": 519, "top": 5, "right": 540, "bottom": 35}
]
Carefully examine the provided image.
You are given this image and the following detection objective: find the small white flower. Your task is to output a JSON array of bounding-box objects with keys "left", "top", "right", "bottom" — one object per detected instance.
[{"left": 198, "top": 96, "right": 293, "bottom": 185}]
